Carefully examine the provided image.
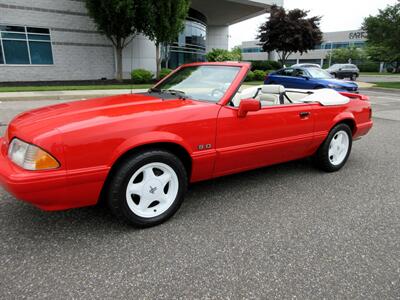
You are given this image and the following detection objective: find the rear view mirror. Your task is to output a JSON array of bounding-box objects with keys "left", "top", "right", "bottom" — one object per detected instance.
[{"left": 238, "top": 99, "right": 261, "bottom": 118}]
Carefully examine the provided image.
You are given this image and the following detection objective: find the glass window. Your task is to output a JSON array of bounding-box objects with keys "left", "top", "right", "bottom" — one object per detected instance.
[
  {"left": 1, "top": 33, "right": 26, "bottom": 40},
  {"left": 154, "top": 65, "right": 241, "bottom": 102},
  {"left": 29, "top": 41, "right": 53, "bottom": 64},
  {"left": 0, "top": 25, "right": 25, "bottom": 32},
  {"left": 28, "top": 34, "right": 50, "bottom": 41},
  {"left": 0, "top": 40, "right": 4, "bottom": 64},
  {"left": 3, "top": 40, "right": 30, "bottom": 64},
  {"left": 27, "top": 27, "right": 50, "bottom": 34},
  {"left": 307, "top": 68, "right": 332, "bottom": 79},
  {"left": 0, "top": 24, "right": 53, "bottom": 65}
]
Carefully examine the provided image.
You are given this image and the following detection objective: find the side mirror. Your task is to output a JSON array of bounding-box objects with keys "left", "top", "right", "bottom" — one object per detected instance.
[
  {"left": 238, "top": 99, "right": 261, "bottom": 118},
  {"left": 301, "top": 75, "right": 310, "bottom": 80}
]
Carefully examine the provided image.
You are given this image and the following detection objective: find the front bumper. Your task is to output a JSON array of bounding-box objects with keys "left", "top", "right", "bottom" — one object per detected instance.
[{"left": 0, "top": 137, "right": 69, "bottom": 210}]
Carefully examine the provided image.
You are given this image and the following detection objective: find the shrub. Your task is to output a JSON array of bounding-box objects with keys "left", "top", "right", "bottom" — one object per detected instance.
[
  {"left": 249, "top": 60, "right": 282, "bottom": 71},
  {"left": 131, "top": 69, "right": 153, "bottom": 84},
  {"left": 159, "top": 68, "right": 173, "bottom": 79},
  {"left": 206, "top": 48, "right": 242, "bottom": 62},
  {"left": 253, "top": 70, "right": 267, "bottom": 81},
  {"left": 358, "top": 61, "right": 380, "bottom": 72},
  {"left": 245, "top": 71, "right": 255, "bottom": 82}
]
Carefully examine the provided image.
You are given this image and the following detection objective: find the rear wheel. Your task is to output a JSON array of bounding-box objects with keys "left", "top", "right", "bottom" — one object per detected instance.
[
  {"left": 314, "top": 124, "right": 353, "bottom": 172},
  {"left": 107, "top": 150, "right": 188, "bottom": 227}
]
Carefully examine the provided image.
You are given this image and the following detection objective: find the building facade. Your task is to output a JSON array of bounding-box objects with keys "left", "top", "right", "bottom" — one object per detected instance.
[
  {"left": 241, "top": 29, "right": 368, "bottom": 66},
  {"left": 0, "top": 0, "right": 282, "bottom": 82}
]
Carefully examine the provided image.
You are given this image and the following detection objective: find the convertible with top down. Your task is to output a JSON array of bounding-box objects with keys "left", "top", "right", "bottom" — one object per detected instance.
[{"left": 0, "top": 62, "right": 373, "bottom": 227}]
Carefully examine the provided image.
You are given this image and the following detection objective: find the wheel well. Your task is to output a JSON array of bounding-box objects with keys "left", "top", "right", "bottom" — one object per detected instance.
[
  {"left": 98, "top": 142, "right": 192, "bottom": 205},
  {"left": 334, "top": 119, "right": 356, "bottom": 135}
]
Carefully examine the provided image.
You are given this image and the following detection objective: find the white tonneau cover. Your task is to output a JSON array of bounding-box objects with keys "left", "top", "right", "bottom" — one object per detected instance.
[{"left": 288, "top": 88, "right": 350, "bottom": 106}]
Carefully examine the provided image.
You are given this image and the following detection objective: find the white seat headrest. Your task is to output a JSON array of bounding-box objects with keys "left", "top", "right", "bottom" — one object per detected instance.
[{"left": 261, "top": 85, "right": 285, "bottom": 94}]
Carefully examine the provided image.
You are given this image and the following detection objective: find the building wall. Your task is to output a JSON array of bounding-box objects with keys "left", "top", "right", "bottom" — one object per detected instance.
[
  {"left": 0, "top": 0, "right": 115, "bottom": 82},
  {"left": 122, "top": 35, "right": 157, "bottom": 78},
  {"left": 0, "top": 0, "right": 276, "bottom": 82},
  {"left": 206, "top": 26, "right": 229, "bottom": 52},
  {"left": 241, "top": 30, "right": 368, "bottom": 66}
]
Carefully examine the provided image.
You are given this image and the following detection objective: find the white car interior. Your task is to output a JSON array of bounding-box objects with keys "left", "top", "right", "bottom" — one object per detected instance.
[{"left": 232, "top": 84, "right": 351, "bottom": 107}]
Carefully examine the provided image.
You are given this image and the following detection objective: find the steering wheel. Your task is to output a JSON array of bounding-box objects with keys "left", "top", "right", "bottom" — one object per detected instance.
[{"left": 211, "top": 88, "right": 225, "bottom": 100}]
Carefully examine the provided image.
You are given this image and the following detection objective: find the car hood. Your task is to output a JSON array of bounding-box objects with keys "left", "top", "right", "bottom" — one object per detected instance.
[
  {"left": 7, "top": 93, "right": 209, "bottom": 142},
  {"left": 317, "top": 78, "right": 358, "bottom": 87}
]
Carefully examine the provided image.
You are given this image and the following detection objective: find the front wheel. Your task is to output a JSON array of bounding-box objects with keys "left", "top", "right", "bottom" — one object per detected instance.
[
  {"left": 314, "top": 124, "right": 353, "bottom": 172},
  {"left": 107, "top": 150, "right": 188, "bottom": 227}
]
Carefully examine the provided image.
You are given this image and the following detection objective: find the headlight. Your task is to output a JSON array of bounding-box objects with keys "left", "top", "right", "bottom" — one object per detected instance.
[{"left": 8, "top": 138, "right": 60, "bottom": 170}]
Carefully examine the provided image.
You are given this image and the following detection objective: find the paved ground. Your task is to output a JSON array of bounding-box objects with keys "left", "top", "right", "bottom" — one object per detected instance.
[
  {"left": 0, "top": 89, "right": 399, "bottom": 299},
  {"left": 358, "top": 75, "right": 400, "bottom": 83}
]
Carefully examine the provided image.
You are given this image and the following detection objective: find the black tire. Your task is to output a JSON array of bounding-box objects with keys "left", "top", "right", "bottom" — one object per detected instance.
[
  {"left": 314, "top": 124, "right": 353, "bottom": 172},
  {"left": 107, "top": 149, "right": 188, "bottom": 228},
  {"left": 332, "top": 73, "right": 337, "bottom": 78}
]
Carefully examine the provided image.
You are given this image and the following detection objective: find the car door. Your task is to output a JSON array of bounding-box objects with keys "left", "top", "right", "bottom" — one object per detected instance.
[
  {"left": 214, "top": 102, "right": 315, "bottom": 177},
  {"left": 292, "top": 69, "right": 316, "bottom": 89}
]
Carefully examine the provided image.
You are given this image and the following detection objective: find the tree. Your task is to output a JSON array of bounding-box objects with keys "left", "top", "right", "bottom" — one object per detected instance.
[
  {"left": 362, "top": 2, "right": 400, "bottom": 72},
  {"left": 85, "top": 0, "right": 151, "bottom": 81},
  {"left": 257, "top": 5, "right": 323, "bottom": 66},
  {"left": 206, "top": 48, "right": 242, "bottom": 62},
  {"left": 146, "top": 0, "right": 190, "bottom": 79},
  {"left": 328, "top": 46, "right": 367, "bottom": 64}
]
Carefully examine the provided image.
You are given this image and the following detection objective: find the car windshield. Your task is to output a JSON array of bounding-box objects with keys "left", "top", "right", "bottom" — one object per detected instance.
[
  {"left": 153, "top": 65, "right": 241, "bottom": 102},
  {"left": 307, "top": 68, "right": 333, "bottom": 79}
]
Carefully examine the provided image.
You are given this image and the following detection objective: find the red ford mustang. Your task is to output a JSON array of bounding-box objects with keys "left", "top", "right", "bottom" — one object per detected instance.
[{"left": 0, "top": 62, "right": 372, "bottom": 227}]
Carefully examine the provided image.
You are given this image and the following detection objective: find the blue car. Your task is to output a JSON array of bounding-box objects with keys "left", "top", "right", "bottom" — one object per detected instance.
[{"left": 265, "top": 67, "right": 358, "bottom": 92}]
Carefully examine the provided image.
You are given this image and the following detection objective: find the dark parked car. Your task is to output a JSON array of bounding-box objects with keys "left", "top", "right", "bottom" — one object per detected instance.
[
  {"left": 265, "top": 67, "right": 359, "bottom": 92},
  {"left": 326, "top": 64, "right": 360, "bottom": 80}
]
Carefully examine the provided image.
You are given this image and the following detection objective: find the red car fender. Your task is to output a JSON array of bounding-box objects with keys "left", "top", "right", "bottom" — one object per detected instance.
[
  {"left": 107, "top": 131, "right": 193, "bottom": 168},
  {"left": 331, "top": 112, "right": 356, "bottom": 134}
]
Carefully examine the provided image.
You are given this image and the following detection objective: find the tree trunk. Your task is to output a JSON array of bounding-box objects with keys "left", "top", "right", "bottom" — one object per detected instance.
[
  {"left": 156, "top": 42, "right": 161, "bottom": 80},
  {"left": 115, "top": 46, "right": 123, "bottom": 82}
]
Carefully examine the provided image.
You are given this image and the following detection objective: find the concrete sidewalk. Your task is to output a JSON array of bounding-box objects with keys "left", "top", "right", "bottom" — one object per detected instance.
[{"left": 0, "top": 89, "right": 147, "bottom": 101}]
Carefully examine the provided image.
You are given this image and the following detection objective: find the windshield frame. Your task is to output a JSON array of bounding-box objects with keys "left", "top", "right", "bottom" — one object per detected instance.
[{"left": 151, "top": 62, "right": 250, "bottom": 105}]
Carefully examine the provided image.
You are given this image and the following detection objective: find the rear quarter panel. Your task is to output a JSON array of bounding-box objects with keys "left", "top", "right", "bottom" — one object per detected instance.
[{"left": 310, "top": 98, "right": 372, "bottom": 151}]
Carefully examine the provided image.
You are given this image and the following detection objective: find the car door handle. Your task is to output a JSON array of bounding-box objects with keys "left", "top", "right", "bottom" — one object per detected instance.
[{"left": 299, "top": 112, "right": 311, "bottom": 118}]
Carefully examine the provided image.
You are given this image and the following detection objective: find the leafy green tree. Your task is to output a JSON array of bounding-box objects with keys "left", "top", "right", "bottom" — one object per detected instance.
[
  {"left": 85, "top": 0, "right": 151, "bottom": 81},
  {"left": 363, "top": 2, "right": 400, "bottom": 72},
  {"left": 146, "top": 0, "right": 190, "bottom": 79},
  {"left": 257, "top": 5, "right": 323, "bottom": 66},
  {"left": 206, "top": 48, "right": 242, "bottom": 62},
  {"left": 328, "top": 46, "right": 367, "bottom": 63}
]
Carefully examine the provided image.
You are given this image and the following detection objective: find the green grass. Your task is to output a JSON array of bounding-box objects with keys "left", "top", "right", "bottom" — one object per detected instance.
[
  {"left": 243, "top": 81, "right": 264, "bottom": 86},
  {"left": 372, "top": 82, "right": 400, "bottom": 89},
  {"left": 0, "top": 84, "right": 153, "bottom": 93},
  {"left": 360, "top": 72, "right": 400, "bottom": 76}
]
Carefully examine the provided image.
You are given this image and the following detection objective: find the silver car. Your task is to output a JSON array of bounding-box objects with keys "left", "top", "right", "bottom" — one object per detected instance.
[{"left": 326, "top": 64, "right": 360, "bottom": 80}]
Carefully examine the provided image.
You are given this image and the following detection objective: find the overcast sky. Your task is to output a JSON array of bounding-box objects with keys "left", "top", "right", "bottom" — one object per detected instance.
[{"left": 229, "top": 0, "right": 398, "bottom": 48}]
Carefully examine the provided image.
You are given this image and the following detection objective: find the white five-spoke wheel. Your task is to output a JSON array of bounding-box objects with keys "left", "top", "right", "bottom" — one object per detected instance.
[
  {"left": 314, "top": 123, "right": 353, "bottom": 172},
  {"left": 126, "top": 162, "right": 179, "bottom": 218},
  {"left": 328, "top": 131, "right": 350, "bottom": 166},
  {"left": 107, "top": 150, "right": 187, "bottom": 228}
]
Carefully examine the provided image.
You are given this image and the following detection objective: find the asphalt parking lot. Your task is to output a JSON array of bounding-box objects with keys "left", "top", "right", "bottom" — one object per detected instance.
[{"left": 0, "top": 88, "right": 399, "bottom": 299}]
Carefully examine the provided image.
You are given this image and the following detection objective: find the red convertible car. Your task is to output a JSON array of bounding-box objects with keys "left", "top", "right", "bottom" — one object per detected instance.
[{"left": 0, "top": 62, "right": 372, "bottom": 227}]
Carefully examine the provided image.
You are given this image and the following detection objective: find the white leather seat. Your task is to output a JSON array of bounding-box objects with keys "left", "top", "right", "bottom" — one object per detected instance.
[
  {"left": 232, "top": 86, "right": 260, "bottom": 107},
  {"left": 257, "top": 85, "right": 285, "bottom": 106}
]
